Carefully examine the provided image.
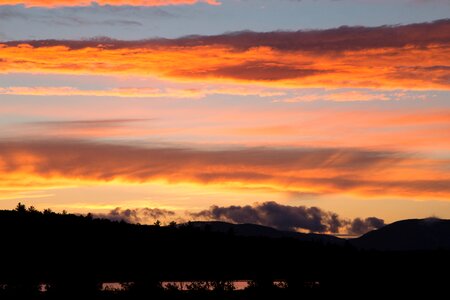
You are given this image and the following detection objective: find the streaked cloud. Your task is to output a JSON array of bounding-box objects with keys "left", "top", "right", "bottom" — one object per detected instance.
[
  {"left": 0, "top": 6, "right": 144, "bottom": 26},
  {"left": 276, "top": 90, "right": 399, "bottom": 102},
  {"left": 29, "top": 118, "right": 151, "bottom": 126},
  {"left": 0, "top": 0, "right": 220, "bottom": 8},
  {"left": 0, "top": 86, "right": 284, "bottom": 98},
  {"left": 1, "top": 20, "right": 449, "bottom": 90},
  {"left": 10, "top": 19, "right": 447, "bottom": 51},
  {"left": 2, "top": 101, "right": 449, "bottom": 151},
  {"left": 0, "top": 139, "right": 449, "bottom": 199},
  {"left": 15, "top": 118, "right": 155, "bottom": 138}
]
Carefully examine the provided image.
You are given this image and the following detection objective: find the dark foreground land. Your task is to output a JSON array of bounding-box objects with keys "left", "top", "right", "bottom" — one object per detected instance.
[{"left": 0, "top": 205, "right": 449, "bottom": 299}]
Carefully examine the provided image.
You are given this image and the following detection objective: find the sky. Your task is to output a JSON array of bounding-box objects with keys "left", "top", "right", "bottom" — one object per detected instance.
[{"left": 0, "top": 0, "right": 449, "bottom": 234}]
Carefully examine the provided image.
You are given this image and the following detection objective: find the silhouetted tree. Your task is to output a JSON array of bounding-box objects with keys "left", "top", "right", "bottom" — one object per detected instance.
[
  {"left": 27, "top": 206, "right": 38, "bottom": 214},
  {"left": 15, "top": 203, "right": 26, "bottom": 213},
  {"left": 43, "top": 208, "right": 53, "bottom": 215}
]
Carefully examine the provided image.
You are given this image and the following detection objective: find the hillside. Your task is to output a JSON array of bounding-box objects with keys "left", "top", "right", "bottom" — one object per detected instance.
[
  {"left": 189, "top": 221, "right": 344, "bottom": 245},
  {"left": 351, "top": 218, "right": 450, "bottom": 251}
]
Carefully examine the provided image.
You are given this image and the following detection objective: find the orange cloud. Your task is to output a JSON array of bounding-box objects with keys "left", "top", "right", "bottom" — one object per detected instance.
[
  {"left": 276, "top": 91, "right": 394, "bottom": 102},
  {"left": 15, "top": 118, "right": 162, "bottom": 138},
  {"left": 0, "top": 86, "right": 284, "bottom": 98},
  {"left": 0, "top": 0, "right": 220, "bottom": 8},
  {"left": 0, "top": 140, "right": 449, "bottom": 199},
  {"left": 1, "top": 20, "right": 449, "bottom": 90}
]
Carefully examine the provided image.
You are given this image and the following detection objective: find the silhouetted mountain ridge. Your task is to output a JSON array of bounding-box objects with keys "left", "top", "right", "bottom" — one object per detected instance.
[
  {"left": 189, "top": 218, "right": 450, "bottom": 251},
  {"left": 188, "top": 221, "right": 344, "bottom": 245},
  {"left": 351, "top": 218, "right": 450, "bottom": 251}
]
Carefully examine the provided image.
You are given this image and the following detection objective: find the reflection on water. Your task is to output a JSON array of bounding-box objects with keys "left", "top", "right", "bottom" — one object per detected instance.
[
  {"left": 39, "top": 284, "right": 48, "bottom": 293},
  {"left": 100, "top": 280, "right": 292, "bottom": 291},
  {"left": 102, "top": 282, "right": 126, "bottom": 291},
  {"left": 161, "top": 281, "right": 249, "bottom": 291},
  {"left": 2, "top": 280, "right": 319, "bottom": 294}
]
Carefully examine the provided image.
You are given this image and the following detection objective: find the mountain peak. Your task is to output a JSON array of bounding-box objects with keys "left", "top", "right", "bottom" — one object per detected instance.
[{"left": 351, "top": 218, "right": 450, "bottom": 251}]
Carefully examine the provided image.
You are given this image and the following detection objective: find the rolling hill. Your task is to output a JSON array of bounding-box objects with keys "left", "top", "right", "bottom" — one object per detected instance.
[{"left": 351, "top": 218, "right": 450, "bottom": 251}]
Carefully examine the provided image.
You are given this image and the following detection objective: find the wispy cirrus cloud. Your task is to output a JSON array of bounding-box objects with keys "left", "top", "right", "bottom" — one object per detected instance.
[
  {"left": 0, "top": 0, "right": 220, "bottom": 8},
  {"left": 1, "top": 20, "right": 449, "bottom": 90},
  {"left": 2, "top": 103, "right": 449, "bottom": 150},
  {"left": 0, "top": 86, "right": 284, "bottom": 98},
  {"left": 15, "top": 118, "right": 155, "bottom": 138},
  {"left": 27, "top": 118, "right": 153, "bottom": 130},
  {"left": 275, "top": 91, "right": 397, "bottom": 102},
  {"left": 0, "top": 6, "right": 144, "bottom": 26}
]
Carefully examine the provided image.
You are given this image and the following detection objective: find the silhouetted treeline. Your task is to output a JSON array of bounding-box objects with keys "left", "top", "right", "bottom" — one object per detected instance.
[{"left": 0, "top": 204, "right": 448, "bottom": 299}]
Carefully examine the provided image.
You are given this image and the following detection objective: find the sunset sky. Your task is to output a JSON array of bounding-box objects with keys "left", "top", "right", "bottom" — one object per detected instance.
[{"left": 0, "top": 0, "right": 449, "bottom": 234}]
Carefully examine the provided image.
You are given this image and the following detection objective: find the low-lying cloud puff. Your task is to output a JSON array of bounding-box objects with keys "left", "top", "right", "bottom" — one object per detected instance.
[
  {"left": 95, "top": 207, "right": 175, "bottom": 224},
  {"left": 96, "top": 201, "right": 385, "bottom": 235},
  {"left": 349, "top": 217, "right": 385, "bottom": 235},
  {"left": 190, "top": 201, "right": 385, "bottom": 234},
  {"left": 191, "top": 202, "right": 340, "bottom": 233}
]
